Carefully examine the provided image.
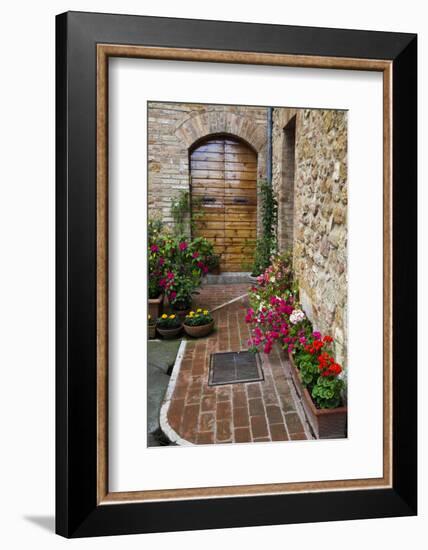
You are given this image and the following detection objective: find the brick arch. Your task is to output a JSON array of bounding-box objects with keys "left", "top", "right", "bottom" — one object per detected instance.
[{"left": 175, "top": 111, "right": 266, "bottom": 153}]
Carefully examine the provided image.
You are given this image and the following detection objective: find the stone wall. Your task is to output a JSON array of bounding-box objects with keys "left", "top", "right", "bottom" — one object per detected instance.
[
  {"left": 148, "top": 102, "right": 268, "bottom": 227},
  {"left": 273, "top": 108, "right": 348, "bottom": 369}
]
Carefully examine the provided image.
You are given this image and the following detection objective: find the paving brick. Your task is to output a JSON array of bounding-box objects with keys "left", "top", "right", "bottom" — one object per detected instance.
[
  {"left": 216, "top": 386, "right": 231, "bottom": 402},
  {"left": 216, "top": 420, "right": 232, "bottom": 442},
  {"left": 168, "top": 398, "right": 185, "bottom": 429},
  {"left": 260, "top": 388, "right": 279, "bottom": 406},
  {"left": 173, "top": 383, "right": 189, "bottom": 400},
  {"left": 247, "top": 384, "right": 261, "bottom": 399},
  {"left": 216, "top": 400, "right": 232, "bottom": 420},
  {"left": 270, "top": 423, "right": 289, "bottom": 441},
  {"left": 186, "top": 387, "right": 202, "bottom": 405},
  {"left": 285, "top": 412, "right": 304, "bottom": 434},
  {"left": 197, "top": 432, "right": 214, "bottom": 444},
  {"left": 181, "top": 404, "right": 200, "bottom": 439},
  {"left": 266, "top": 405, "right": 283, "bottom": 425},
  {"left": 201, "top": 395, "right": 216, "bottom": 412},
  {"left": 248, "top": 398, "right": 265, "bottom": 417},
  {"left": 200, "top": 412, "right": 215, "bottom": 432},
  {"left": 192, "top": 358, "right": 206, "bottom": 376},
  {"left": 233, "top": 406, "right": 250, "bottom": 427},
  {"left": 232, "top": 388, "right": 247, "bottom": 408},
  {"left": 202, "top": 385, "right": 216, "bottom": 397},
  {"left": 234, "top": 427, "right": 252, "bottom": 443},
  {"left": 251, "top": 415, "right": 269, "bottom": 439},
  {"left": 290, "top": 432, "right": 308, "bottom": 440}
]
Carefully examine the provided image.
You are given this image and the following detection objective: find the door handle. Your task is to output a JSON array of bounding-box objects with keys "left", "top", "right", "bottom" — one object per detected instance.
[{"left": 233, "top": 197, "right": 249, "bottom": 204}]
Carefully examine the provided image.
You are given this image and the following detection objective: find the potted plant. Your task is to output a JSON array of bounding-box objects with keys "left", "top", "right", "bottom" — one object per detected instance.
[
  {"left": 288, "top": 334, "right": 347, "bottom": 439},
  {"left": 183, "top": 309, "right": 215, "bottom": 338},
  {"left": 148, "top": 314, "right": 157, "bottom": 339},
  {"left": 156, "top": 313, "right": 182, "bottom": 339},
  {"left": 163, "top": 270, "right": 200, "bottom": 320}
]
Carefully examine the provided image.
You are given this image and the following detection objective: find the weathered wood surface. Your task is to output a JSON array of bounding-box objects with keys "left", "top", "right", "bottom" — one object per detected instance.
[{"left": 191, "top": 137, "right": 257, "bottom": 271}]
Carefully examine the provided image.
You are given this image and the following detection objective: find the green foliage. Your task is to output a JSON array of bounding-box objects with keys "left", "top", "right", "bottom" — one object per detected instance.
[
  {"left": 148, "top": 278, "right": 161, "bottom": 299},
  {"left": 251, "top": 179, "right": 278, "bottom": 276},
  {"left": 191, "top": 236, "right": 214, "bottom": 258},
  {"left": 184, "top": 308, "right": 213, "bottom": 326},
  {"left": 294, "top": 351, "right": 320, "bottom": 387},
  {"left": 156, "top": 313, "right": 182, "bottom": 329},
  {"left": 248, "top": 251, "right": 297, "bottom": 312},
  {"left": 171, "top": 190, "right": 191, "bottom": 236},
  {"left": 148, "top": 216, "right": 165, "bottom": 239},
  {"left": 206, "top": 254, "right": 220, "bottom": 270},
  {"left": 311, "top": 376, "right": 344, "bottom": 409}
]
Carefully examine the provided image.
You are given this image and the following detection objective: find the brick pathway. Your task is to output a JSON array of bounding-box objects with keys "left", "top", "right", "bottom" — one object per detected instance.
[
  {"left": 193, "top": 282, "right": 249, "bottom": 312},
  {"left": 165, "top": 286, "right": 309, "bottom": 445}
]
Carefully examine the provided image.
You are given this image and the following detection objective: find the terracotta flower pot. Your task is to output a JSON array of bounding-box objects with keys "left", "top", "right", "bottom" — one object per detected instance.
[
  {"left": 288, "top": 351, "right": 347, "bottom": 439},
  {"left": 156, "top": 325, "right": 182, "bottom": 339},
  {"left": 148, "top": 323, "right": 157, "bottom": 339},
  {"left": 183, "top": 320, "right": 215, "bottom": 338},
  {"left": 148, "top": 294, "right": 163, "bottom": 320}
]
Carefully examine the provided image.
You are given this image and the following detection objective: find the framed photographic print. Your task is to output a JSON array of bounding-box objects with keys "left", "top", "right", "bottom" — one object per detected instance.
[{"left": 56, "top": 11, "right": 417, "bottom": 538}]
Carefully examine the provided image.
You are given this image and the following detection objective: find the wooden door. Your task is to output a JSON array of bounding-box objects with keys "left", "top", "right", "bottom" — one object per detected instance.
[{"left": 191, "top": 137, "right": 257, "bottom": 272}]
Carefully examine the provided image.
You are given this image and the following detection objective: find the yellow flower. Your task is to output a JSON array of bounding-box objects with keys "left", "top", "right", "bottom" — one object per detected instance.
[
  {"left": 197, "top": 308, "right": 202, "bottom": 313},
  {"left": 189, "top": 311, "right": 195, "bottom": 315},
  {"left": 203, "top": 310, "right": 209, "bottom": 315},
  {"left": 161, "top": 314, "right": 168, "bottom": 319},
  {"left": 169, "top": 314, "right": 176, "bottom": 319}
]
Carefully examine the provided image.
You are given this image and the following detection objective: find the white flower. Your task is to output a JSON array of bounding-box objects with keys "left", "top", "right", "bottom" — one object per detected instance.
[
  {"left": 270, "top": 276, "right": 276, "bottom": 282},
  {"left": 290, "top": 309, "right": 306, "bottom": 325}
]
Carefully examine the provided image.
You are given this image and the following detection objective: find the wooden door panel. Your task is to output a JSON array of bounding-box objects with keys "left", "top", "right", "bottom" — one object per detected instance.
[
  {"left": 191, "top": 136, "right": 257, "bottom": 272},
  {"left": 190, "top": 160, "right": 225, "bottom": 170}
]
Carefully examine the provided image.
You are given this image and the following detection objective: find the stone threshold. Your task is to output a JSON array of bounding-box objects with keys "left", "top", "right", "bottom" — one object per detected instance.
[{"left": 202, "top": 272, "right": 252, "bottom": 285}]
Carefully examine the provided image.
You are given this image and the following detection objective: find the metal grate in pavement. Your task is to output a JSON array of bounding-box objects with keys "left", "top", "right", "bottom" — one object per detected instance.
[{"left": 208, "top": 351, "right": 264, "bottom": 386}]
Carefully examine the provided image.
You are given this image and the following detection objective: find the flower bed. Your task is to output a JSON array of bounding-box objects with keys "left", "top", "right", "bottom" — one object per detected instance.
[
  {"left": 245, "top": 252, "right": 347, "bottom": 437},
  {"left": 288, "top": 351, "right": 347, "bottom": 439}
]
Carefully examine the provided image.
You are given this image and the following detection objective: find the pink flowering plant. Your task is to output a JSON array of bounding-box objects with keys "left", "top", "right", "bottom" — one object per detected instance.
[
  {"left": 255, "top": 251, "right": 294, "bottom": 293},
  {"left": 246, "top": 295, "right": 312, "bottom": 356},
  {"left": 148, "top": 218, "right": 214, "bottom": 308},
  {"left": 245, "top": 254, "right": 345, "bottom": 409}
]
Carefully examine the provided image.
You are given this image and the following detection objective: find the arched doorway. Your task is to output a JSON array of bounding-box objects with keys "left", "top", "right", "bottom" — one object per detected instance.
[{"left": 190, "top": 136, "right": 257, "bottom": 272}]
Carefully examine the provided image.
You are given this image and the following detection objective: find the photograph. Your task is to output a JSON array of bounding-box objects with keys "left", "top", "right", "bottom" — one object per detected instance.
[{"left": 147, "top": 101, "right": 348, "bottom": 446}]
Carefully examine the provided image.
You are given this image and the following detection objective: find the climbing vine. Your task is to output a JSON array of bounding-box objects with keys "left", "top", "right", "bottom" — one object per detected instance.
[
  {"left": 170, "top": 190, "right": 191, "bottom": 237},
  {"left": 251, "top": 179, "right": 278, "bottom": 276}
]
